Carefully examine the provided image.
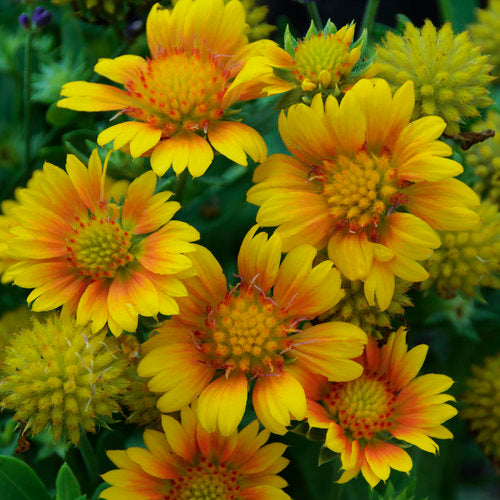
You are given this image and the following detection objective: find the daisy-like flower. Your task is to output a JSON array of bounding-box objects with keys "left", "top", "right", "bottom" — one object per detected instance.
[
  {"left": 305, "top": 328, "right": 457, "bottom": 487},
  {"left": 138, "top": 226, "right": 367, "bottom": 436},
  {"left": 0, "top": 198, "right": 19, "bottom": 283},
  {"left": 101, "top": 404, "right": 291, "bottom": 500},
  {"left": 247, "top": 79, "right": 480, "bottom": 310},
  {"left": 234, "top": 21, "right": 368, "bottom": 108},
  {"left": 58, "top": 0, "right": 268, "bottom": 178},
  {"left": 5, "top": 150, "right": 199, "bottom": 336}
]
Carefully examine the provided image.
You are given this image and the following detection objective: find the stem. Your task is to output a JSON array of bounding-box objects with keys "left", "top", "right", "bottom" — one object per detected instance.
[
  {"left": 361, "top": 0, "right": 380, "bottom": 38},
  {"left": 436, "top": 0, "right": 453, "bottom": 22},
  {"left": 174, "top": 170, "right": 189, "bottom": 203},
  {"left": 306, "top": 2, "right": 323, "bottom": 31},
  {"left": 23, "top": 16, "right": 33, "bottom": 175},
  {"left": 78, "top": 433, "right": 99, "bottom": 488}
]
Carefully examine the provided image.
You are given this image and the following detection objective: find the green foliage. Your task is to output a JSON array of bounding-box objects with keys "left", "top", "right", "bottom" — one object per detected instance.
[
  {"left": 55, "top": 463, "right": 82, "bottom": 500},
  {"left": 0, "top": 456, "right": 51, "bottom": 500}
]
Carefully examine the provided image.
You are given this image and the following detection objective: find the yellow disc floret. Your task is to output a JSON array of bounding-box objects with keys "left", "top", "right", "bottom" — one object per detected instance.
[
  {"left": 66, "top": 213, "right": 133, "bottom": 279},
  {"left": 462, "top": 352, "right": 500, "bottom": 462},
  {"left": 375, "top": 20, "right": 494, "bottom": 135},
  {"left": 325, "top": 372, "right": 396, "bottom": 441},
  {"left": 320, "top": 152, "right": 401, "bottom": 232},
  {"left": 124, "top": 49, "right": 228, "bottom": 136},
  {"left": 422, "top": 201, "right": 500, "bottom": 298},
  {"left": 293, "top": 26, "right": 362, "bottom": 93},
  {"left": 166, "top": 459, "right": 241, "bottom": 500},
  {"left": 198, "top": 284, "right": 294, "bottom": 377},
  {"left": 0, "top": 311, "right": 129, "bottom": 444}
]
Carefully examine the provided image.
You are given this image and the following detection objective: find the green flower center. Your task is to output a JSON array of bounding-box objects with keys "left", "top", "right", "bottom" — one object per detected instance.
[{"left": 66, "top": 214, "right": 133, "bottom": 279}]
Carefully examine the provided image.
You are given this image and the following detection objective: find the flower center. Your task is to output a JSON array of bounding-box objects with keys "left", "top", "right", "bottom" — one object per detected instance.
[
  {"left": 124, "top": 48, "right": 229, "bottom": 137},
  {"left": 66, "top": 214, "right": 133, "bottom": 280},
  {"left": 324, "top": 372, "right": 395, "bottom": 440},
  {"left": 166, "top": 459, "right": 240, "bottom": 500},
  {"left": 317, "top": 152, "right": 402, "bottom": 232},
  {"left": 196, "top": 285, "right": 294, "bottom": 377},
  {"left": 292, "top": 33, "right": 357, "bottom": 91}
]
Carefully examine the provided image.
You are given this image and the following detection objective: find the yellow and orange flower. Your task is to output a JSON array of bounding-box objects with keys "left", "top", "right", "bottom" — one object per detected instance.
[
  {"left": 247, "top": 79, "right": 480, "bottom": 310},
  {"left": 305, "top": 328, "right": 457, "bottom": 487},
  {"left": 4, "top": 150, "right": 199, "bottom": 336},
  {"left": 0, "top": 198, "right": 19, "bottom": 283},
  {"left": 234, "top": 21, "right": 367, "bottom": 105},
  {"left": 138, "top": 226, "right": 367, "bottom": 436},
  {"left": 58, "top": 0, "right": 270, "bottom": 177},
  {"left": 101, "top": 403, "right": 291, "bottom": 500}
]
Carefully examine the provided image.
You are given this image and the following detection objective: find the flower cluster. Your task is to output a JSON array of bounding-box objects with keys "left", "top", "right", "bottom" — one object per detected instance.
[{"left": 2, "top": 0, "right": 497, "bottom": 496}]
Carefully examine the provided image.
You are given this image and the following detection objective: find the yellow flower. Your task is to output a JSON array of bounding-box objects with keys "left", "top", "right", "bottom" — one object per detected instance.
[
  {"left": 470, "top": 0, "right": 500, "bottom": 77},
  {"left": 138, "top": 225, "right": 367, "bottom": 437},
  {"left": 374, "top": 20, "right": 494, "bottom": 135},
  {"left": 0, "top": 199, "right": 19, "bottom": 283},
  {"left": 235, "top": 20, "right": 369, "bottom": 107},
  {"left": 0, "top": 311, "right": 129, "bottom": 444},
  {"left": 422, "top": 201, "right": 500, "bottom": 298},
  {"left": 247, "top": 79, "right": 479, "bottom": 311},
  {"left": 58, "top": 0, "right": 269, "bottom": 177},
  {"left": 464, "top": 110, "right": 500, "bottom": 204},
  {"left": 172, "top": 0, "right": 275, "bottom": 41},
  {"left": 101, "top": 403, "right": 291, "bottom": 499},
  {"left": 462, "top": 352, "right": 500, "bottom": 462},
  {"left": 5, "top": 150, "right": 199, "bottom": 336},
  {"left": 306, "top": 328, "right": 457, "bottom": 487}
]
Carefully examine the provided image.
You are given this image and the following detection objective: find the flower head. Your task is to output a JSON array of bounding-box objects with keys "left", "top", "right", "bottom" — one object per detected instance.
[
  {"left": 236, "top": 20, "right": 369, "bottom": 107},
  {"left": 462, "top": 352, "right": 500, "bottom": 462},
  {"left": 464, "top": 110, "right": 500, "bottom": 204},
  {"left": 58, "top": 0, "right": 269, "bottom": 177},
  {"left": 319, "top": 276, "right": 412, "bottom": 338},
  {"left": 306, "top": 328, "right": 457, "bottom": 487},
  {"left": 373, "top": 20, "right": 494, "bottom": 135},
  {"left": 240, "top": 0, "right": 275, "bottom": 41},
  {"left": 5, "top": 150, "right": 199, "bottom": 336},
  {"left": 247, "top": 79, "right": 480, "bottom": 310},
  {"left": 470, "top": 0, "right": 500, "bottom": 77},
  {"left": 0, "top": 311, "right": 129, "bottom": 444},
  {"left": 0, "top": 307, "right": 34, "bottom": 362},
  {"left": 101, "top": 403, "right": 290, "bottom": 500},
  {"left": 138, "top": 225, "right": 367, "bottom": 436},
  {"left": 422, "top": 200, "right": 500, "bottom": 298}
]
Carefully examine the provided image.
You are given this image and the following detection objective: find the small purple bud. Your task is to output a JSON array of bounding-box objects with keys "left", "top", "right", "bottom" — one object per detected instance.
[
  {"left": 18, "top": 13, "right": 30, "bottom": 29},
  {"left": 32, "top": 6, "right": 52, "bottom": 28}
]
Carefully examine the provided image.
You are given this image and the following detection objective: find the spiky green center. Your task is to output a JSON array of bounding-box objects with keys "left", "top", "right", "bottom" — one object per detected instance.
[{"left": 293, "top": 34, "right": 352, "bottom": 89}]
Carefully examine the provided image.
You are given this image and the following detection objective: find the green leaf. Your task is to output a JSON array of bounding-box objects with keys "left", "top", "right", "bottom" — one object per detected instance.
[
  {"left": 56, "top": 463, "right": 82, "bottom": 500},
  {"left": 275, "top": 88, "right": 303, "bottom": 110},
  {"left": 272, "top": 67, "right": 294, "bottom": 82},
  {"left": 323, "top": 19, "right": 337, "bottom": 35},
  {"left": 284, "top": 24, "right": 298, "bottom": 56},
  {"left": 318, "top": 446, "right": 338, "bottom": 466},
  {"left": 46, "top": 102, "right": 79, "bottom": 127},
  {"left": 0, "top": 456, "right": 51, "bottom": 500},
  {"left": 305, "top": 20, "right": 318, "bottom": 39}
]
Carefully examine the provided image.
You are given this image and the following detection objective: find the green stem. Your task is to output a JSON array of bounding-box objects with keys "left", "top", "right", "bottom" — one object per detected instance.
[
  {"left": 174, "top": 170, "right": 189, "bottom": 203},
  {"left": 436, "top": 0, "right": 453, "bottom": 22},
  {"left": 361, "top": 0, "right": 380, "bottom": 38},
  {"left": 306, "top": 2, "right": 323, "bottom": 31},
  {"left": 78, "top": 433, "right": 99, "bottom": 488},
  {"left": 23, "top": 16, "right": 33, "bottom": 175}
]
